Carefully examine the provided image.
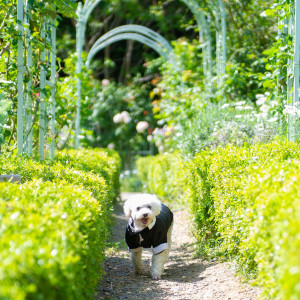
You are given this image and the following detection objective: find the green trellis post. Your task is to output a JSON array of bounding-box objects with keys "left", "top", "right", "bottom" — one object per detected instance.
[
  {"left": 24, "top": 1, "right": 33, "bottom": 156},
  {"left": 17, "top": 0, "right": 24, "bottom": 155},
  {"left": 49, "top": 17, "right": 57, "bottom": 160},
  {"left": 17, "top": 1, "right": 57, "bottom": 159},
  {"left": 214, "top": 0, "right": 226, "bottom": 89},
  {"left": 181, "top": 0, "right": 213, "bottom": 96},
  {"left": 39, "top": 20, "right": 46, "bottom": 160},
  {"left": 75, "top": 0, "right": 104, "bottom": 149},
  {"left": 289, "top": 0, "right": 300, "bottom": 141}
]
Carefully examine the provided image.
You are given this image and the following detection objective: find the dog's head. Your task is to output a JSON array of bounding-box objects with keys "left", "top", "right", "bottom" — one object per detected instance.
[{"left": 124, "top": 194, "right": 161, "bottom": 231}]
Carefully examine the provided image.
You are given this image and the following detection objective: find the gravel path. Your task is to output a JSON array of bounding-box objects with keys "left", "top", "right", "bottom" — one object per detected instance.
[{"left": 95, "top": 193, "right": 260, "bottom": 300}]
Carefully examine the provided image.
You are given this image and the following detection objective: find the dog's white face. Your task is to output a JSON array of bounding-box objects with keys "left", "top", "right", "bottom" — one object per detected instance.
[{"left": 124, "top": 194, "right": 161, "bottom": 231}]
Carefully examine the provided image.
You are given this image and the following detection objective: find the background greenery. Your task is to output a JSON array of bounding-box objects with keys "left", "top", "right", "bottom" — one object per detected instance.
[{"left": 0, "top": 0, "right": 282, "bottom": 159}]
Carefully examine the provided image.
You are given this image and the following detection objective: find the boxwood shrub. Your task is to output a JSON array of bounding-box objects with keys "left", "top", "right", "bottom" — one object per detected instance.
[
  {"left": 0, "top": 181, "right": 105, "bottom": 299},
  {"left": 136, "top": 152, "right": 187, "bottom": 206},
  {"left": 188, "top": 139, "right": 300, "bottom": 298},
  {"left": 240, "top": 160, "right": 300, "bottom": 299},
  {"left": 55, "top": 148, "right": 121, "bottom": 201},
  {"left": 0, "top": 148, "right": 121, "bottom": 299}
]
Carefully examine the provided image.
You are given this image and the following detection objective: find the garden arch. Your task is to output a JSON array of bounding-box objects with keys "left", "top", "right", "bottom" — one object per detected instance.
[
  {"left": 86, "top": 24, "right": 173, "bottom": 66},
  {"left": 77, "top": 26, "right": 175, "bottom": 149},
  {"left": 74, "top": 0, "right": 225, "bottom": 149}
]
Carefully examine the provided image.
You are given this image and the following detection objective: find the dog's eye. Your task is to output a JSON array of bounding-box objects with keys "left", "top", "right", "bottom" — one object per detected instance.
[
  {"left": 136, "top": 207, "right": 141, "bottom": 211},
  {"left": 147, "top": 205, "right": 151, "bottom": 209}
]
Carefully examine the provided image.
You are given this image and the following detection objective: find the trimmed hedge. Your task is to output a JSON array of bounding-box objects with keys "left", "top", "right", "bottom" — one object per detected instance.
[
  {"left": 136, "top": 140, "right": 300, "bottom": 299},
  {"left": 136, "top": 152, "right": 186, "bottom": 205},
  {"left": 0, "top": 148, "right": 121, "bottom": 299},
  {"left": 55, "top": 148, "right": 121, "bottom": 202}
]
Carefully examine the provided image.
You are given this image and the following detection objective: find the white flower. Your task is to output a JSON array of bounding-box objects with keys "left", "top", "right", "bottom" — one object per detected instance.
[
  {"left": 102, "top": 79, "right": 110, "bottom": 86},
  {"left": 268, "top": 116, "right": 278, "bottom": 123},
  {"left": 107, "top": 143, "right": 115, "bottom": 149},
  {"left": 121, "top": 111, "right": 131, "bottom": 124},
  {"left": 147, "top": 135, "right": 153, "bottom": 142},
  {"left": 221, "top": 103, "right": 230, "bottom": 109},
  {"left": 256, "top": 94, "right": 267, "bottom": 106},
  {"left": 235, "top": 115, "right": 242, "bottom": 119},
  {"left": 234, "top": 101, "right": 246, "bottom": 106},
  {"left": 283, "top": 105, "right": 300, "bottom": 117},
  {"left": 136, "top": 121, "right": 149, "bottom": 133},
  {"left": 113, "top": 113, "right": 123, "bottom": 123},
  {"left": 113, "top": 111, "right": 131, "bottom": 124},
  {"left": 260, "top": 104, "right": 270, "bottom": 113}
]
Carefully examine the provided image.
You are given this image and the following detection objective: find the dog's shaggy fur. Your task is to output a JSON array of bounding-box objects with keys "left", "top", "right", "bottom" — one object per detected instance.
[{"left": 124, "top": 193, "right": 173, "bottom": 280}]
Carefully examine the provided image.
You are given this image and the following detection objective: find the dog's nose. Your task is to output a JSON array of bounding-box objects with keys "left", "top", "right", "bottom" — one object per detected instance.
[{"left": 143, "top": 213, "right": 148, "bottom": 217}]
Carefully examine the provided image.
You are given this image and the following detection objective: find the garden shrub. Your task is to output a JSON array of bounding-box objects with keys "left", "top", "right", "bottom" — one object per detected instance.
[
  {"left": 55, "top": 148, "right": 121, "bottom": 201},
  {"left": 240, "top": 160, "right": 300, "bottom": 299},
  {"left": 0, "top": 180, "right": 105, "bottom": 299},
  {"left": 0, "top": 148, "right": 121, "bottom": 299},
  {"left": 136, "top": 152, "right": 187, "bottom": 207},
  {"left": 187, "top": 139, "right": 300, "bottom": 298}
]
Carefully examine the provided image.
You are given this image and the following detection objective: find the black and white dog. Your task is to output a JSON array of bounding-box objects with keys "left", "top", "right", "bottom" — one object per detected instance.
[{"left": 124, "top": 193, "right": 173, "bottom": 280}]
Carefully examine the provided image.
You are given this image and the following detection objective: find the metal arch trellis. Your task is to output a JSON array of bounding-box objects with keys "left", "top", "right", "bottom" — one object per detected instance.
[
  {"left": 180, "top": 0, "right": 213, "bottom": 96},
  {"left": 79, "top": 27, "right": 174, "bottom": 149},
  {"left": 75, "top": 0, "right": 177, "bottom": 149},
  {"left": 180, "top": 0, "right": 226, "bottom": 94},
  {"left": 86, "top": 24, "right": 173, "bottom": 66},
  {"left": 74, "top": 0, "right": 218, "bottom": 149},
  {"left": 17, "top": 0, "right": 57, "bottom": 160},
  {"left": 87, "top": 33, "right": 170, "bottom": 63},
  {"left": 86, "top": 25, "right": 174, "bottom": 66}
]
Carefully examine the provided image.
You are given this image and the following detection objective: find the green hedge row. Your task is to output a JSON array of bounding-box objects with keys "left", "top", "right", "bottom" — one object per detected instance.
[
  {"left": 136, "top": 140, "right": 300, "bottom": 299},
  {"left": 0, "top": 148, "right": 121, "bottom": 299},
  {"left": 136, "top": 152, "right": 187, "bottom": 206}
]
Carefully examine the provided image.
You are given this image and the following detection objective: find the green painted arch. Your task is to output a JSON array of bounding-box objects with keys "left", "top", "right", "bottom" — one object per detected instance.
[{"left": 86, "top": 25, "right": 174, "bottom": 67}]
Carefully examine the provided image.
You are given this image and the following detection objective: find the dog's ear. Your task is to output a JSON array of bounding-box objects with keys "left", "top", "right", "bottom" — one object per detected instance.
[
  {"left": 152, "top": 197, "right": 162, "bottom": 217},
  {"left": 123, "top": 199, "right": 132, "bottom": 218}
]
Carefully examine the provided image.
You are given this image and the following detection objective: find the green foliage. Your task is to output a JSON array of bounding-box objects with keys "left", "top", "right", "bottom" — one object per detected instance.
[
  {"left": 55, "top": 148, "right": 121, "bottom": 201},
  {"left": 241, "top": 161, "right": 300, "bottom": 299},
  {"left": 0, "top": 0, "right": 76, "bottom": 152},
  {"left": 0, "top": 180, "right": 103, "bottom": 299},
  {"left": 150, "top": 39, "right": 204, "bottom": 128},
  {"left": 187, "top": 139, "right": 300, "bottom": 298},
  {"left": 88, "top": 80, "right": 157, "bottom": 152},
  {"left": 0, "top": 94, "right": 11, "bottom": 146},
  {"left": 56, "top": 53, "right": 104, "bottom": 149},
  {"left": 136, "top": 140, "right": 300, "bottom": 298},
  {"left": 120, "top": 170, "right": 143, "bottom": 193},
  {"left": 0, "top": 148, "right": 121, "bottom": 299},
  {"left": 136, "top": 153, "right": 187, "bottom": 208}
]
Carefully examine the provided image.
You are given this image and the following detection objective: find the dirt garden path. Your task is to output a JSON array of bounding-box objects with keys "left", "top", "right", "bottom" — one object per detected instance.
[{"left": 95, "top": 193, "right": 260, "bottom": 300}]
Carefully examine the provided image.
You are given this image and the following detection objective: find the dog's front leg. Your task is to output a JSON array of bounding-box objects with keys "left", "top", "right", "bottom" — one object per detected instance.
[
  {"left": 131, "top": 249, "right": 142, "bottom": 275},
  {"left": 151, "top": 250, "right": 168, "bottom": 280}
]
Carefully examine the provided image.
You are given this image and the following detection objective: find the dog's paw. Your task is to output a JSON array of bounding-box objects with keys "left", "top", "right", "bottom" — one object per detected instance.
[{"left": 151, "top": 274, "right": 161, "bottom": 280}]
